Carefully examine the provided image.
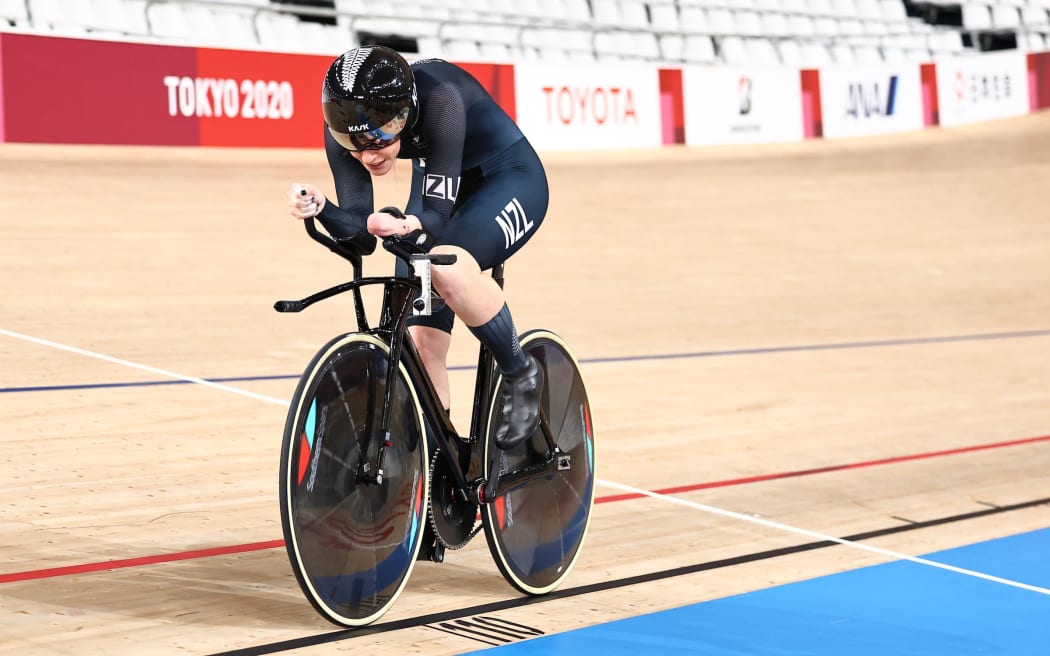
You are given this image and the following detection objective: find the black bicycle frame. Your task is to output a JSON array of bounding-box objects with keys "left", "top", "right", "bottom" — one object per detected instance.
[{"left": 277, "top": 219, "right": 559, "bottom": 503}]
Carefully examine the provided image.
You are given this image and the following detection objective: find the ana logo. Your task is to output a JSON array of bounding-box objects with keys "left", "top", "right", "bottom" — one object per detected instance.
[
  {"left": 738, "top": 76, "right": 752, "bottom": 115},
  {"left": 494, "top": 198, "right": 533, "bottom": 248},
  {"left": 424, "top": 174, "right": 459, "bottom": 202},
  {"left": 846, "top": 75, "right": 898, "bottom": 119}
]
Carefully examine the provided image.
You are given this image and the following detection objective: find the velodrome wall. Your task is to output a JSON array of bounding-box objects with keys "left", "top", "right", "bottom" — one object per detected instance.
[{"left": 1, "top": 31, "right": 1048, "bottom": 149}]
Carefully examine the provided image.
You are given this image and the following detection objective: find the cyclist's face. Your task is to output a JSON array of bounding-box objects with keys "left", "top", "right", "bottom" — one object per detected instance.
[{"left": 352, "top": 139, "right": 400, "bottom": 176}]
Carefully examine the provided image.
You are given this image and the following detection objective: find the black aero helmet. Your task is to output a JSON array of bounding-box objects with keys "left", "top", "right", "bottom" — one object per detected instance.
[{"left": 322, "top": 45, "right": 416, "bottom": 151}]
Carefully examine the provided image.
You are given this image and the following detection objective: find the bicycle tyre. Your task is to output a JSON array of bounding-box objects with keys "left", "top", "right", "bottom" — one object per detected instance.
[
  {"left": 480, "top": 329, "right": 596, "bottom": 595},
  {"left": 279, "top": 333, "right": 429, "bottom": 627}
]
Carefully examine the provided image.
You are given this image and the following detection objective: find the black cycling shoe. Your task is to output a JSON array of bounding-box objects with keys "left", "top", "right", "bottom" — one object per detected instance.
[{"left": 494, "top": 354, "right": 544, "bottom": 450}]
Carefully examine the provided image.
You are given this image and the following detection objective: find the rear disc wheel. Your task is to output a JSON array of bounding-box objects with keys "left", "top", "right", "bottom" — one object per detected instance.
[{"left": 481, "top": 330, "right": 596, "bottom": 595}]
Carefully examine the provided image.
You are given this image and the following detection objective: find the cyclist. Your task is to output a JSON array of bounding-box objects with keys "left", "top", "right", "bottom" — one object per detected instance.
[{"left": 287, "top": 45, "right": 546, "bottom": 451}]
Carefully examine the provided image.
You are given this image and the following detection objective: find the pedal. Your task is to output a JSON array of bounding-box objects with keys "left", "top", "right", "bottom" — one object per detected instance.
[
  {"left": 430, "top": 542, "right": 446, "bottom": 563},
  {"left": 416, "top": 540, "right": 445, "bottom": 563}
]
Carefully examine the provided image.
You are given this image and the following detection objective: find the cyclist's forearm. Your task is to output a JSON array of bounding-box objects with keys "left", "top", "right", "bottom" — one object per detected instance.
[
  {"left": 415, "top": 208, "right": 449, "bottom": 237},
  {"left": 316, "top": 202, "right": 369, "bottom": 239}
]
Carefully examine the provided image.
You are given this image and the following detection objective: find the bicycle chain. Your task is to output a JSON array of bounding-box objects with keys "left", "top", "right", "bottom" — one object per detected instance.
[{"left": 427, "top": 451, "right": 483, "bottom": 550}]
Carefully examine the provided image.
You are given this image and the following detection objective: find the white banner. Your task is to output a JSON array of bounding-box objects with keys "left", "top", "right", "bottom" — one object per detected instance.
[
  {"left": 512, "top": 62, "right": 663, "bottom": 150},
  {"left": 935, "top": 51, "right": 1029, "bottom": 126},
  {"left": 819, "top": 64, "right": 924, "bottom": 139},
  {"left": 682, "top": 67, "right": 804, "bottom": 145}
]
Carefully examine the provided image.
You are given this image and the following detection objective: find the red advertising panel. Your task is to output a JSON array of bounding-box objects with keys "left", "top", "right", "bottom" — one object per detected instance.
[
  {"left": 800, "top": 69, "right": 822, "bottom": 139},
  {"left": 920, "top": 62, "right": 939, "bottom": 126},
  {"left": 1028, "top": 52, "right": 1050, "bottom": 110},
  {"left": 456, "top": 61, "right": 516, "bottom": 121},
  {"left": 658, "top": 68, "right": 685, "bottom": 145},
  {"left": 0, "top": 33, "right": 6, "bottom": 142},
  {"left": 1, "top": 33, "right": 198, "bottom": 145},
  {"left": 195, "top": 48, "right": 332, "bottom": 148}
]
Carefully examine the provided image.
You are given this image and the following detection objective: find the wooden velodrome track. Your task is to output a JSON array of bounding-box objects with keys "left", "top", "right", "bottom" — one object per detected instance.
[{"left": 2, "top": 111, "right": 1049, "bottom": 655}]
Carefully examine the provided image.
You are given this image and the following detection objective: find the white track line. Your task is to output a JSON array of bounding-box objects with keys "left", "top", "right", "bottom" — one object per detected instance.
[
  {"left": 598, "top": 479, "right": 1050, "bottom": 595},
  {"left": 0, "top": 328, "right": 289, "bottom": 406},
  {"left": 6, "top": 327, "right": 1048, "bottom": 595}
]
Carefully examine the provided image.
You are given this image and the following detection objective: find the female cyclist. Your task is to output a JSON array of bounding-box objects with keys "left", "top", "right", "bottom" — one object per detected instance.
[{"left": 286, "top": 45, "right": 547, "bottom": 450}]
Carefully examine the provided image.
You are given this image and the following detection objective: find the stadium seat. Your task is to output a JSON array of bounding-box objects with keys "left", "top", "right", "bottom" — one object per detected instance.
[
  {"left": 591, "top": 0, "right": 622, "bottom": 27},
  {"left": 208, "top": 8, "right": 260, "bottom": 49},
  {"left": 808, "top": 0, "right": 835, "bottom": 17},
  {"left": 445, "top": 39, "right": 482, "bottom": 60},
  {"left": 89, "top": 0, "right": 141, "bottom": 35},
  {"left": 961, "top": 4, "right": 993, "bottom": 30},
  {"left": 853, "top": 43, "right": 883, "bottom": 63},
  {"left": 778, "top": 38, "right": 803, "bottom": 65},
  {"left": 799, "top": 41, "right": 834, "bottom": 66},
  {"left": 27, "top": 0, "right": 91, "bottom": 34},
  {"left": 927, "top": 29, "right": 966, "bottom": 53},
  {"left": 830, "top": 42, "right": 856, "bottom": 63},
  {"left": 1020, "top": 31, "right": 1047, "bottom": 51},
  {"left": 0, "top": 0, "right": 28, "bottom": 26},
  {"left": 789, "top": 14, "right": 818, "bottom": 37},
  {"left": 683, "top": 34, "right": 717, "bottom": 63},
  {"left": 255, "top": 12, "right": 306, "bottom": 52},
  {"left": 718, "top": 36, "right": 748, "bottom": 64},
  {"left": 620, "top": 0, "right": 651, "bottom": 29},
  {"left": 634, "top": 31, "right": 663, "bottom": 60},
  {"left": 814, "top": 16, "right": 840, "bottom": 36},
  {"left": 707, "top": 7, "right": 737, "bottom": 35},
  {"left": 763, "top": 12, "right": 790, "bottom": 37},
  {"left": 746, "top": 37, "right": 782, "bottom": 64},
  {"left": 679, "top": 6, "right": 709, "bottom": 33},
  {"left": 650, "top": 2, "right": 680, "bottom": 32},
  {"left": 831, "top": 0, "right": 859, "bottom": 17},
  {"left": 144, "top": 2, "right": 194, "bottom": 42},
  {"left": 879, "top": 0, "right": 908, "bottom": 23},
  {"left": 1021, "top": 5, "right": 1049, "bottom": 27},
  {"left": 659, "top": 33, "right": 685, "bottom": 61},
  {"left": 782, "top": 0, "right": 810, "bottom": 15},
  {"left": 735, "top": 11, "right": 765, "bottom": 36},
  {"left": 990, "top": 5, "right": 1021, "bottom": 29}
]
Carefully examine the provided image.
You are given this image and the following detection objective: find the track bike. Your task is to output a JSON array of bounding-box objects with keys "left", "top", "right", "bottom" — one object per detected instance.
[{"left": 274, "top": 215, "right": 596, "bottom": 627}]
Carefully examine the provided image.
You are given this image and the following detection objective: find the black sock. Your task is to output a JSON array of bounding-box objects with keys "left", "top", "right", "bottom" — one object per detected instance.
[{"left": 468, "top": 303, "right": 527, "bottom": 375}]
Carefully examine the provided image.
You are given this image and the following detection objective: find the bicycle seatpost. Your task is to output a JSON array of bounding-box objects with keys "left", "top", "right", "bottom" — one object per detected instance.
[
  {"left": 409, "top": 252, "right": 458, "bottom": 315},
  {"left": 411, "top": 255, "right": 436, "bottom": 316}
]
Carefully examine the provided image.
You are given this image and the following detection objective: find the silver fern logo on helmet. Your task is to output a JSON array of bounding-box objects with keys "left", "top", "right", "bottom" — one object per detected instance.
[{"left": 340, "top": 46, "right": 374, "bottom": 96}]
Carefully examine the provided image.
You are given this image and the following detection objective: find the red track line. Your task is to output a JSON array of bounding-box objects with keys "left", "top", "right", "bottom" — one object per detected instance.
[
  {"left": 597, "top": 434, "right": 1050, "bottom": 503},
  {"left": 0, "top": 540, "right": 283, "bottom": 584},
  {"left": 3, "top": 434, "right": 1048, "bottom": 585}
]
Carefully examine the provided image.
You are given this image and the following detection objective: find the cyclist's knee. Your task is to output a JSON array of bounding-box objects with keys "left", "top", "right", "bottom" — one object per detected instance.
[{"left": 431, "top": 246, "right": 483, "bottom": 306}]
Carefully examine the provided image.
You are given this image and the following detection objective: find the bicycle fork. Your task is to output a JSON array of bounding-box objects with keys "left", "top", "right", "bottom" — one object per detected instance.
[{"left": 356, "top": 254, "right": 443, "bottom": 487}]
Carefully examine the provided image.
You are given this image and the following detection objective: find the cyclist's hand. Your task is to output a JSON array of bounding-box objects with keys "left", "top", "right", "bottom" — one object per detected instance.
[
  {"left": 288, "top": 183, "right": 327, "bottom": 220},
  {"left": 367, "top": 211, "right": 418, "bottom": 237}
]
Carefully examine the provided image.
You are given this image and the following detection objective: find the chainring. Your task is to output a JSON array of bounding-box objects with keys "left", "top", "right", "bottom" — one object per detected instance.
[{"left": 428, "top": 451, "right": 481, "bottom": 550}]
